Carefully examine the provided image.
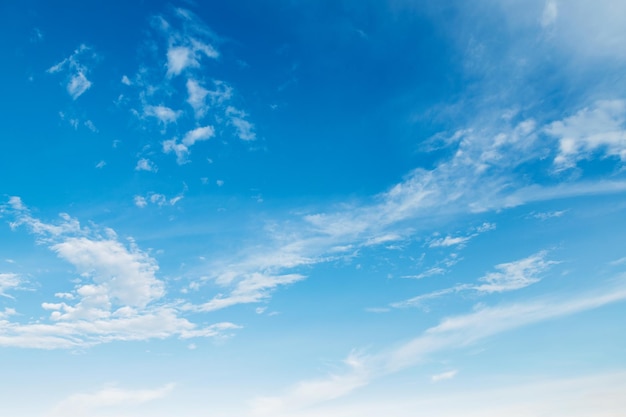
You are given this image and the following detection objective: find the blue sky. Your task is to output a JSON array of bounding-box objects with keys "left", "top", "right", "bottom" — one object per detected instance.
[{"left": 1, "top": 0, "right": 626, "bottom": 415}]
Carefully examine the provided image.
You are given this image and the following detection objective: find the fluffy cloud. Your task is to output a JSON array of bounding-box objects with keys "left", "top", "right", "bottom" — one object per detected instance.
[
  {"left": 135, "top": 158, "right": 158, "bottom": 172},
  {"left": 0, "top": 197, "right": 239, "bottom": 349},
  {"left": 144, "top": 105, "right": 182, "bottom": 125},
  {"left": 51, "top": 237, "right": 164, "bottom": 307},
  {"left": 182, "top": 125, "right": 215, "bottom": 146},
  {"left": 163, "top": 126, "right": 214, "bottom": 164},
  {"left": 546, "top": 100, "right": 626, "bottom": 169}
]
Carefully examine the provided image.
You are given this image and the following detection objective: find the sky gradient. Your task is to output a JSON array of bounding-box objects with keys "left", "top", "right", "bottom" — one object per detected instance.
[{"left": 1, "top": 1, "right": 626, "bottom": 416}]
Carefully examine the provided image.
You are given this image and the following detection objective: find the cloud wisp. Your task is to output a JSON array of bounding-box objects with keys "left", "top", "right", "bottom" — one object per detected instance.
[{"left": 251, "top": 280, "right": 626, "bottom": 415}]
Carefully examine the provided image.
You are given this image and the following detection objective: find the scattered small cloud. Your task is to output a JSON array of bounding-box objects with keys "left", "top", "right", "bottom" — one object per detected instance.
[
  {"left": 135, "top": 158, "right": 158, "bottom": 173},
  {"left": 144, "top": 105, "right": 182, "bottom": 126},
  {"left": 393, "top": 251, "right": 556, "bottom": 309},
  {"left": 431, "top": 369, "right": 458, "bottom": 382},
  {"left": 134, "top": 196, "right": 148, "bottom": 208},
  {"left": 540, "top": 1, "right": 558, "bottom": 28},
  {"left": 95, "top": 160, "right": 106, "bottom": 169},
  {"left": 529, "top": 210, "right": 567, "bottom": 220},
  {"left": 47, "top": 44, "right": 97, "bottom": 100},
  {"left": 226, "top": 106, "right": 256, "bottom": 141},
  {"left": 546, "top": 100, "right": 626, "bottom": 169}
]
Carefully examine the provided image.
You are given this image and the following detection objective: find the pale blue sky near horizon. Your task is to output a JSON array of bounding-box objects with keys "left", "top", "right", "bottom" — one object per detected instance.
[{"left": 1, "top": 1, "right": 626, "bottom": 416}]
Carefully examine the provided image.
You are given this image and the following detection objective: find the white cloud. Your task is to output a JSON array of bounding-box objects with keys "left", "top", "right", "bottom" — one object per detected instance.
[
  {"left": 163, "top": 126, "right": 214, "bottom": 164},
  {"left": 1, "top": 198, "right": 238, "bottom": 349},
  {"left": 530, "top": 210, "right": 567, "bottom": 220},
  {"left": 166, "top": 40, "right": 218, "bottom": 77},
  {"left": 393, "top": 252, "right": 554, "bottom": 309},
  {"left": 474, "top": 251, "right": 556, "bottom": 293},
  {"left": 51, "top": 237, "right": 164, "bottom": 307},
  {"left": 0, "top": 307, "right": 16, "bottom": 319},
  {"left": 193, "top": 273, "right": 305, "bottom": 312},
  {"left": 167, "top": 46, "right": 197, "bottom": 76},
  {"left": 47, "top": 44, "right": 96, "bottom": 100},
  {"left": 252, "top": 351, "right": 370, "bottom": 416},
  {"left": 226, "top": 106, "right": 256, "bottom": 141},
  {"left": 258, "top": 372, "right": 626, "bottom": 417},
  {"left": 67, "top": 72, "right": 92, "bottom": 100},
  {"left": 136, "top": 158, "right": 158, "bottom": 172},
  {"left": 429, "top": 235, "right": 471, "bottom": 248},
  {"left": 163, "top": 139, "right": 190, "bottom": 164},
  {"left": 182, "top": 125, "right": 215, "bottom": 146},
  {"left": 252, "top": 282, "right": 626, "bottom": 414},
  {"left": 121, "top": 74, "right": 132, "bottom": 85},
  {"left": 134, "top": 196, "right": 148, "bottom": 208},
  {"left": 0, "top": 273, "right": 21, "bottom": 297},
  {"left": 95, "top": 160, "right": 106, "bottom": 169},
  {"left": 161, "top": 11, "right": 219, "bottom": 78},
  {"left": 50, "top": 383, "right": 175, "bottom": 416},
  {"left": 546, "top": 100, "right": 626, "bottom": 169},
  {"left": 187, "top": 78, "right": 209, "bottom": 118},
  {"left": 540, "top": 0, "right": 558, "bottom": 28},
  {"left": 144, "top": 105, "right": 182, "bottom": 125},
  {"left": 431, "top": 370, "right": 458, "bottom": 382},
  {"left": 135, "top": 192, "right": 185, "bottom": 208}
]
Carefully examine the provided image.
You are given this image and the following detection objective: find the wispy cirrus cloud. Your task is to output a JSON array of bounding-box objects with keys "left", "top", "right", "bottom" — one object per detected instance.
[
  {"left": 189, "top": 103, "right": 626, "bottom": 310},
  {"left": 251, "top": 281, "right": 626, "bottom": 415},
  {"left": 48, "top": 383, "right": 175, "bottom": 417},
  {"left": 392, "top": 251, "right": 556, "bottom": 309}
]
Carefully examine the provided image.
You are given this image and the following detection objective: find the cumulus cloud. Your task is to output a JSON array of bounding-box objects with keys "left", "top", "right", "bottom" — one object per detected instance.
[
  {"left": 0, "top": 198, "right": 238, "bottom": 349},
  {"left": 51, "top": 237, "right": 164, "bottom": 307}
]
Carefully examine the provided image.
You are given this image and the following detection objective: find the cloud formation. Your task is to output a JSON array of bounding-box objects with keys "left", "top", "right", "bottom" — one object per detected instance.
[
  {"left": 47, "top": 44, "right": 96, "bottom": 99},
  {"left": 0, "top": 197, "right": 238, "bottom": 349}
]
